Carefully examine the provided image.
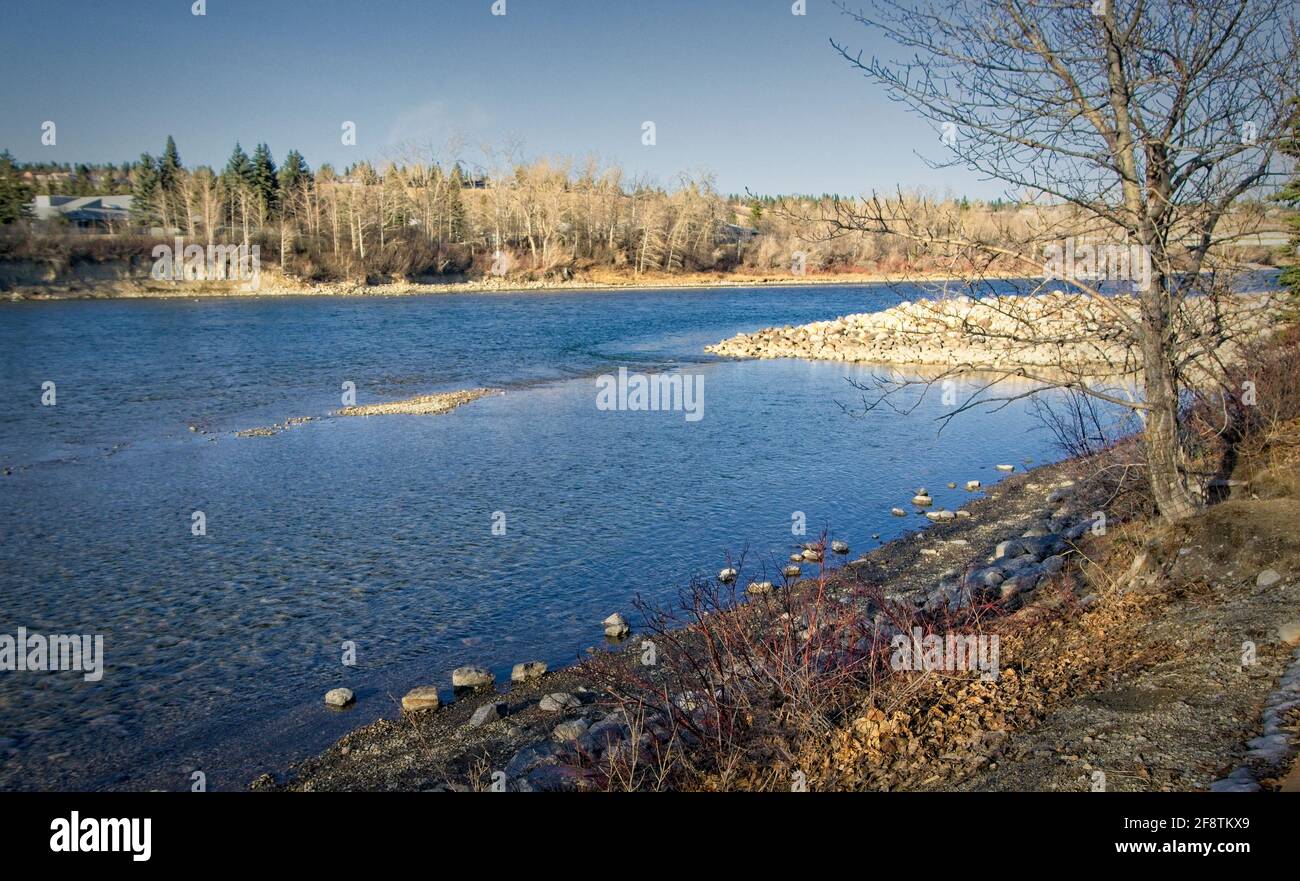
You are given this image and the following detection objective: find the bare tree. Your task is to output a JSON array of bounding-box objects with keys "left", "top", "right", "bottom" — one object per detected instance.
[{"left": 815, "top": 0, "right": 1297, "bottom": 521}]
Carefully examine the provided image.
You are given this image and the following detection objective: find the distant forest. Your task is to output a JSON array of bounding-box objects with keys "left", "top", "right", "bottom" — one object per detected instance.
[{"left": 0, "top": 139, "right": 1286, "bottom": 284}]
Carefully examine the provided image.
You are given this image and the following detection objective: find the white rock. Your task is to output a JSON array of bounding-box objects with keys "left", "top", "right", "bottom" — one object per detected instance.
[
  {"left": 1257, "top": 569, "right": 1282, "bottom": 587},
  {"left": 603, "top": 613, "right": 630, "bottom": 638},
  {"left": 747, "top": 580, "right": 774, "bottom": 596},
  {"left": 831, "top": 540, "right": 850, "bottom": 554},
  {"left": 719, "top": 567, "right": 738, "bottom": 583},
  {"left": 996, "top": 464, "right": 1015, "bottom": 472},
  {"left": 324, "top": 687, "right": 355, "bottom": 708},
  {"left": 965, "top": 480, "right": 981, "bottom": 490}
]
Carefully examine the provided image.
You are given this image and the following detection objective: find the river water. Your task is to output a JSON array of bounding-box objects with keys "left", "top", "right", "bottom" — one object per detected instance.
[{"left": 0, "top": 281, "right": 1118, "bottom": 790}]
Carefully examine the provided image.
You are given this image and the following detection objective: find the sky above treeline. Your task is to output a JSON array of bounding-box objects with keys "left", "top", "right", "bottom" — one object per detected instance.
[{"left": 0, "top": 0, "right": 1005, "bottom": 199}]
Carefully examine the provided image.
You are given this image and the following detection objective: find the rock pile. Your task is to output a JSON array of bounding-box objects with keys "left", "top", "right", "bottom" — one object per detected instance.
[{"left": 706, "top": 292, "right": 1273, "bottom": 374}]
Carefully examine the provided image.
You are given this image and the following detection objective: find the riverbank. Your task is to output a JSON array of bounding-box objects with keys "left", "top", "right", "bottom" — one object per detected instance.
[
  {"left": 267, "top": 429, "right": 1300, "bottom": 792},
  {"left": 1, "top": 266, "right": 1028, "bottom": 302},
  {"left": 706, "top": 291, "right": 1279, "bottom": 373}
]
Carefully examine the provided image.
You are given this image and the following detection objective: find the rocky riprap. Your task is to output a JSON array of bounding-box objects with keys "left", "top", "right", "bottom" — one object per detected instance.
[
  {"left": 903, "top": 479, "right": 1096, "bottom": 617},
  {"left": 705, "top": 292, "right": 1274, "bottom": 374}
]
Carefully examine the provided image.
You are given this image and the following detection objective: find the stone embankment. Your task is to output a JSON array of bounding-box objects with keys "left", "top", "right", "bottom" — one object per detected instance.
[{"left": 706, "top": 292, "right": 1275, "bottom": 373}]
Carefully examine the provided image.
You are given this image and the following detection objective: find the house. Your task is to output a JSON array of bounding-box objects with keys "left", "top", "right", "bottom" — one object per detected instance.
[
  {"left": 716, "top": 222, "right": 760, "bottom": 244},
  {"left": 31, "top": 194, "right": 133, "bottom": 229}
]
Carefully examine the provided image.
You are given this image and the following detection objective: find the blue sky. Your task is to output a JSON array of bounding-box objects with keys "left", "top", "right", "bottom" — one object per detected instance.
[{"left": 0, "top": 0, "right": 1004, "bottom": 198}]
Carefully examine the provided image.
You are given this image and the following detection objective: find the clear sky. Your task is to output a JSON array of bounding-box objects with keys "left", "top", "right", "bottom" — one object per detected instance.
[{"left": 0, "top": 0, "right": 1004, "bottom": 198}]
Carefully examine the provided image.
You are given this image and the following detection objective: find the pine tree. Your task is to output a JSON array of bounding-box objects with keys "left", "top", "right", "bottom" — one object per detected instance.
[
  {"left": 0, "top": 150, "right": 33, "bottom": 225},
  {"left": 158, "top": 136, "right": 181, "bottom": 192},
  {"left": 129, "top": 153, "right": 159, "bottom": 227},
  {"left": 250, "top": 143, "right": 279, "bottom": 221},
  {"left": 223, "top": 142, "right": 253, "bottom": 186},
  {"left": 222, "top": 143, "right": 256, "bottom": 243},
  {"left": 277, "top": 149, "right": 310, "bottom": 195}
]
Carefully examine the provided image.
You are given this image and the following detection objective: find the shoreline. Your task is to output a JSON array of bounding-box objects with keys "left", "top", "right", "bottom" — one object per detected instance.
[
  {"left": 1, "top": 265, "right": 1279, "bottom": 305},
  {"left": 268, "top": 444, "right": 1300, "bottom": 792},
  {"left": 1, "top": 270, "right": 1032, "bottom": 303}
]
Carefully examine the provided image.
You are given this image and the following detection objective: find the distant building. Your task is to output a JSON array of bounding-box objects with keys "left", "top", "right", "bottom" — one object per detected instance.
[
  {"left": 716, "top": 222, "right": 759, "bottom": 244},
  {"left": 31, "top": 194, "right": 133, "bottom": 229}
]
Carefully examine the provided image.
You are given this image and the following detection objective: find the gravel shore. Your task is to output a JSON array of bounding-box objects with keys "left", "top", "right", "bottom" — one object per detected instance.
[
  {"left": 266, "top": 449, "right": 1300, "bottom": 792},
  {"left": 707, "top": 291, "right": 1276, "bottom": 374}
]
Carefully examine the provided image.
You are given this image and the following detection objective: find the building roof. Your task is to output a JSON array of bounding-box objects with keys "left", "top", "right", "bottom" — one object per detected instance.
[{"left": 31, "top": 194, "right": 133, "bottom": 223}]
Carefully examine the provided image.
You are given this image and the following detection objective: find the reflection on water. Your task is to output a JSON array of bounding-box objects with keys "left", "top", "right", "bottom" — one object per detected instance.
[{"left": 2, "top": 283, "right": 1070, "bottom": 790}]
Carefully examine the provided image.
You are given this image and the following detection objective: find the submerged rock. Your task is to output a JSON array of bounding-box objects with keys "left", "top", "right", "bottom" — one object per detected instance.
[
  {"left": 603, "top": 613, "right": 630, "bottom": 639},
  {"left": 831, "top": 540, "right": 850, "bottom": 554},
  {"left": 718, "top": 567, "right": 738, "bottom": 583},
  {"left": 323, "top": 688, "right": 355, "bottom": 708}
]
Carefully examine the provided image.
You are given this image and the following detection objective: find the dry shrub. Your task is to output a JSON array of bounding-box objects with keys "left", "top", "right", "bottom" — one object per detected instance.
[{"left": 582, "top": 539, "right": 1011, "bottom": 791}]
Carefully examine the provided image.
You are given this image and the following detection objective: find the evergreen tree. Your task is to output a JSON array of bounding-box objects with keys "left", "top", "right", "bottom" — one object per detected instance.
[
  {"left": 0, "top": 150, "right": 34, "bottom": 225},
  {"left": 158, "top": 136, "right": 181, "bottom": 193},
  {"left": 250, "top": 143, "right": 279, "bottom": 219},
  {"left": 277, "top": 149, "right": 310, "bottom": 194},
  {"left": 129, "top": 153, "right": 159, "bottom": 227},
  {"left": 223, "top": 143, "right": 253, "bottom": 188}
]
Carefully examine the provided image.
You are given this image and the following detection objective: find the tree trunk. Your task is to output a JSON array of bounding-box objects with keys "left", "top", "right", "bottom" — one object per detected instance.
[{"left": 1141, "top": 330, "right": 1200, "bottom": 522}]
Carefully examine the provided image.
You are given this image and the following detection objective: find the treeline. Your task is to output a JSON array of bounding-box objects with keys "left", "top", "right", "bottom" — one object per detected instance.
[
  {"left": 2, "top": 137, "right": 1037, "bottom": 282},
  {"left": 4, "top": 137, "right": 1287, "bottom": 285},
  {"left": 49, "top": 137, "right": 753, "bottom": 282}
]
